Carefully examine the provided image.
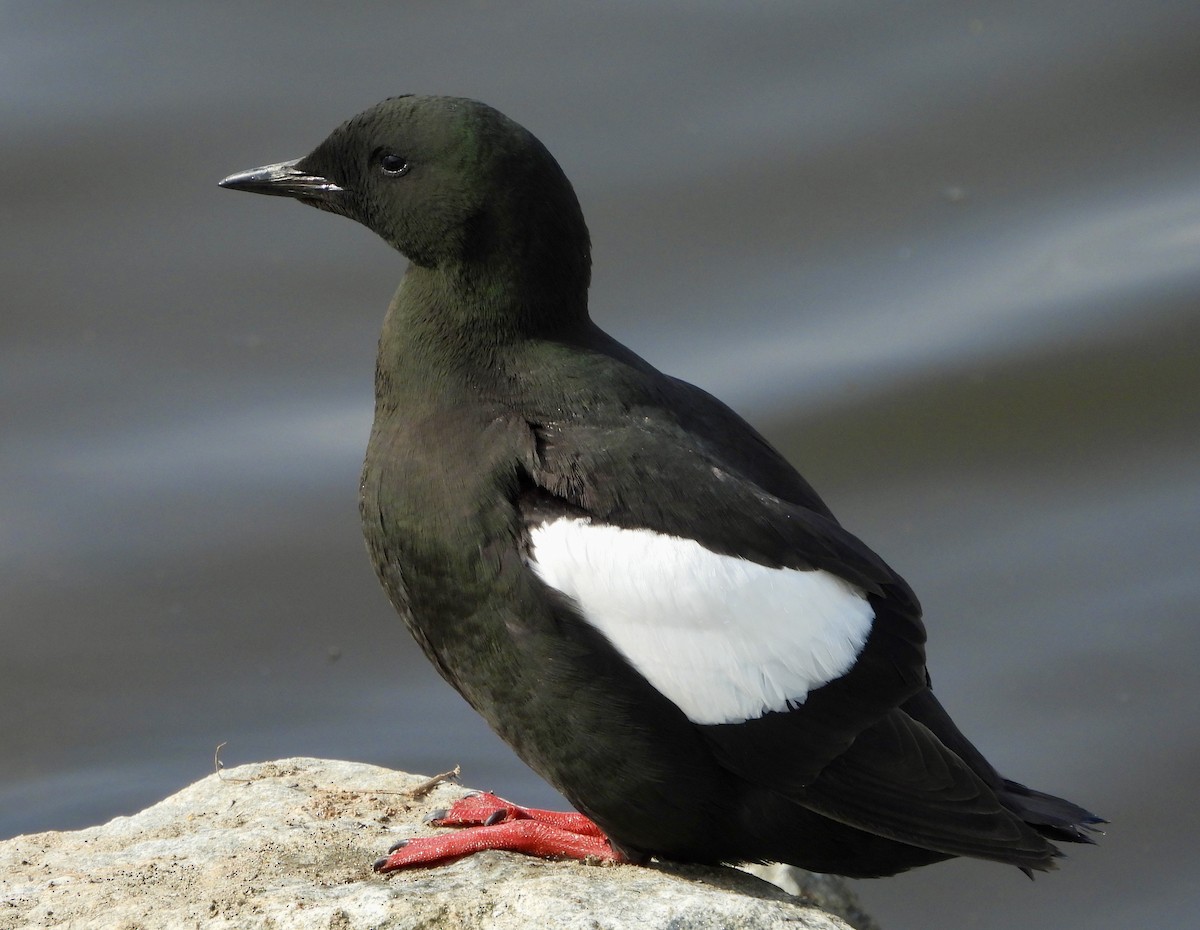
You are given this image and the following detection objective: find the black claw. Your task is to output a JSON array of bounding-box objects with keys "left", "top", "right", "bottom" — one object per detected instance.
[
  {"left": 483, "top": 809, "right": 506, "bottom": 827},
  {"left": 423, "top": 808, "right": 448, "bottom": 824},
  {"left": 372, "top": 857, "right": 390, "bottom": 872},
  {"left": 387, "top": 838, "right": 410, "bottom": 854}
]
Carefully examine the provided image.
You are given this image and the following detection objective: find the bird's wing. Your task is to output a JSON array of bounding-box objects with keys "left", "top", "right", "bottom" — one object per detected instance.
[
  {"left": 520, "top": 413, "right": 1061, "bottom": 866},
  {"left": 520, "top": 412, "right": 929, "bottom": 789}
]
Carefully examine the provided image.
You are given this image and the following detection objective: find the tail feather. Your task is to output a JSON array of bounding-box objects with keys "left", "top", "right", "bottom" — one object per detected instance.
[
  {"left": 901, "top": 687, "right": 1104, "bottom": 848},
  {"left": 801, "top": 710, "right": 1063, "bottom": 872},
  {"left": 1000, "top": 778, "right": 1106, "bottom": 844}
]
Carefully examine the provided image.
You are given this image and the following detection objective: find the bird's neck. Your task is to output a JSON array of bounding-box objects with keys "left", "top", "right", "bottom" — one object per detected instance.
[{"left": 372, "top": 259, "right": 589, "bottom": 413}]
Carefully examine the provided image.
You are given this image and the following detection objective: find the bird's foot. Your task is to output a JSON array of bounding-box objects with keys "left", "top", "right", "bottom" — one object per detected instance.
[
  {"left": 427, "top": 791, "right": 605, "bottom": 835},
  {"left": 374, "top": 792, "right": 625, "bottom": 872}
]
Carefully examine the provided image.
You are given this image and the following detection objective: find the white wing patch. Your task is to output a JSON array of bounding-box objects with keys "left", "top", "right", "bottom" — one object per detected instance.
[{"left": 527, "top": 517, "right": 875, "bottom": 726}]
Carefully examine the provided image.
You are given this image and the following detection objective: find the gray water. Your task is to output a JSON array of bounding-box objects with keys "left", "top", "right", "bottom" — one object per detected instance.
[{"left": 3, "top": 4, "right": 1198, "bottom": 928}]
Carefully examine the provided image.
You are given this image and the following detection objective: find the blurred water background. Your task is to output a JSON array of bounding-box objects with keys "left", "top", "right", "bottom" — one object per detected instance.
[{"left": 3, "top": 3, "right": 1198, "bottom": 928}]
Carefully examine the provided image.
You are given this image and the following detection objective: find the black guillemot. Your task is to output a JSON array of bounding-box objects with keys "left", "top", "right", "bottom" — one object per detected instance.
[{"left": 220, "top": 95, "right": 1102, "bottom": 878}]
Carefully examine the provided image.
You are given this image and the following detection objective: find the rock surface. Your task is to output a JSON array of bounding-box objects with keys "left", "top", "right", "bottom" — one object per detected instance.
[{"left": 0, "top": 758, "right": 876, "bottom": 929}]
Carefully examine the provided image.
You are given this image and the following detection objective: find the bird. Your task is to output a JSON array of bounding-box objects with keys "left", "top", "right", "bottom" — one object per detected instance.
[{"left": 219, "top": 95, "right": 1102, "bottom": 879}]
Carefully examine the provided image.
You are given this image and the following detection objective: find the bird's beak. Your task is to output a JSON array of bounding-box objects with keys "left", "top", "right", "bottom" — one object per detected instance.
[{"left": 218, "top": 158, "right": 344, "bottom": 207}]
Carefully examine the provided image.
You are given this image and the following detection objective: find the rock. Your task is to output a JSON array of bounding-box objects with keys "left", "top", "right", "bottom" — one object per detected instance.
[
  {"left": 742, "top": 864, "right": 881, "bottom": 930},
  {"left": 0, "top": 758, "right": 875, "bottom": 929}
]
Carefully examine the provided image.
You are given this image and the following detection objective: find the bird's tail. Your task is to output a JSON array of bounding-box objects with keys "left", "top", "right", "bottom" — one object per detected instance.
[
  {"left": 998, "top": 779, "right": 1106, "bottom": 845},
  {"left": 901, "top": 687, "right": 1105, "bottom": 846}
]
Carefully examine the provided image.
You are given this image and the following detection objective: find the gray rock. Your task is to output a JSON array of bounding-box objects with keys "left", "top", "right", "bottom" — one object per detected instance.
[
  {"left": 0, "top": 757, "right": 874, "bottom": 929},
  {"left": 742, "top": 864, "right": 881, "bottom": 930}
]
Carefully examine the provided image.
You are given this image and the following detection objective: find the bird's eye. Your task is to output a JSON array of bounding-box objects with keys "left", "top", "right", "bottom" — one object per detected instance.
[{"left": 378, "top": 153, "right": 410, "bottom": 177}]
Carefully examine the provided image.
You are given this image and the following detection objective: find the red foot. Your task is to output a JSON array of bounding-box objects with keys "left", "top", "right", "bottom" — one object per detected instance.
[
  {"left": 374, "top": 792, "right": 626, "bottom": 873},
  {"left": 431, "top": 791, "right": 603, "bottom": 836}
]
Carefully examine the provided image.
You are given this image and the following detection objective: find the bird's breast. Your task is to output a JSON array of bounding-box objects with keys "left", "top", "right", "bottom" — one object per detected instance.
[{"left": 358, "top": 406, "right": 534, "bottom": 640}]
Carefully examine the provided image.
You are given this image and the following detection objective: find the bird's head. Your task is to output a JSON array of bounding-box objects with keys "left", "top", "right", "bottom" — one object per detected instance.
[{"left": 220, "top": 95, "right": 591, "bottom": 303}]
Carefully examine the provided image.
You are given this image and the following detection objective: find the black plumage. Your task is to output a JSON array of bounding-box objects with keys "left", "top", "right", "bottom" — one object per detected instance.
[{"left": 219, "top": 95, "right": 1101, "bottom": 878}]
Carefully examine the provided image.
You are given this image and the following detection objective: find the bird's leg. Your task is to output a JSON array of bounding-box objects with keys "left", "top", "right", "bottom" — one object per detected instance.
[{"left": 373, "top": 792, "right": 626, "bottom": 872}]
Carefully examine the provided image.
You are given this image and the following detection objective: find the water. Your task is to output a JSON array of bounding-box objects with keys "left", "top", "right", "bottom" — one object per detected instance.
[{"left": 3, "top": 4, "right": 1198, "bottom": 928}]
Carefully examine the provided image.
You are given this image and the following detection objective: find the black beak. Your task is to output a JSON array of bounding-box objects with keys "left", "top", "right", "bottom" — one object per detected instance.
[{"left": 218, "top": 158, "right": 343, "bottom": 207}]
